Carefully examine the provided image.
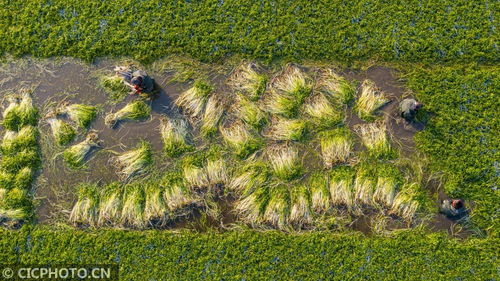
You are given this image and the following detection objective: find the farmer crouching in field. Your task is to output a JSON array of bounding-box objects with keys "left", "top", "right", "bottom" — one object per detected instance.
[
  {"left": 115, "top": 67, "right": 155, "bottom": 97},
  {"left": 399, "top": 98, "right": 423, "bottom": 122},
  {"left": 440, "top": 199, "right": 467, "bottom": 218}
]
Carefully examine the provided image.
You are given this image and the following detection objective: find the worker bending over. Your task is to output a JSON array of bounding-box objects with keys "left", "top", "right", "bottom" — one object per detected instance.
[
  {"left": 115, "top": 67, "right": 155, "bottom": 96},
  {"left": 399, "top": 98, "right": 423, "bottom": 121},
  {"left": 440, "top": 199, "right": 467, "bottom": 218}
]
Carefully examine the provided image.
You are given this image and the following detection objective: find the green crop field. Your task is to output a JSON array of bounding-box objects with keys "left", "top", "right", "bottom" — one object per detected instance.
[
  {"left": 0, "top": 227, "right": 498, "bottom": 280},
  {"left": 0, "top": 0, "right": 497, "bottom": 64},
  {"left": 0, "top": 1, "right": 498, "bottom": 280}
]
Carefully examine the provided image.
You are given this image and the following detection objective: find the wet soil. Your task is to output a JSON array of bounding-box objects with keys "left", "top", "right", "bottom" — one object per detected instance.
[{"left": 0, "top": 58, "right": 465, "bottom": 236}]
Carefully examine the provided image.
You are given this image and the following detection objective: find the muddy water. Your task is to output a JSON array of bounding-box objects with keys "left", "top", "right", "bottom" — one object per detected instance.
[
  {"left": 0, "top": 58, "right": 189, "bottom": 223},
  {"left": 0, "top": 58, "right": 465, "bottom": 236}
]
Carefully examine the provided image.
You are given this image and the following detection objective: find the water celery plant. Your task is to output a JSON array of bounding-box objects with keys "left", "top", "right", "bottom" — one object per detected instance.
[
  {"left": 200, "top": 96, "right": 224, "bottom": 138},
  {"left": 355, "top": 122, "right": 393, "bottom": 158},
  {"left": 0, "top": 126, "right": 38, "bottom": 155},
  {"left": 2, "top": 92, "right": 38, "bottom": 131},
  {"left": 69, "top": 183, "right": 100, "bottom": 226},
  {"left": 159, "top": 117, "right": 192, "bottom": 158},
  {"left": 268, "top": 118, "right": 308, "bottom": 141},
  {"left": 309, "top": 172, "right": 331, "bottom": 213},
  {"left": 105, "top": 100, "right": 150, "bottom": 127},
  {"left": 268, "top": 146, "right": 302, "bottom": 181},
  {"left": 112, "top": 141, "right": 153, "bottom": 181},
  {"left": 234, "top": 94, "right": 267, "bottom": 129},
  {"left": 58, "top": 103, "right": 97, "bottom": 129},
  {"left": 175, "top": 80, "right": 213, "bottom": 118},
  {"left": 120, "top": 184, "right": 146, "bottom": 228},
  {"left": 63, "top": 132, "right": 100, "bottom": 168},
  {"left": 97, "top": 183, "right": 123, "bottom": 226},
  {"left": 229, "top": 63, "right": 268, "bottom": 101},
  {"left": 220, "top": 122, "right": 263, "bottom": 159},
  {"left": 47, "top": 118, "right": 76, "bottom": 145},
  {"left": 329, "top": 166, "right": 355, "bottom": 209},
  {"left": 318, "top": 128, "right": 353, "bottom": 168},
  {"left": 318, "top": 69, "right": 356, "bottom": 105},
  {"left": 266, "top": 66, "right": 312, "bottom": 118},
  {"left": 355, "top": 80, "right": 388, "bottom": 121},
  {"left": 99, "top": 75, "right": 129, "bottom": 102},
  {"left": 303, "top": 93, "right": 343, "bottom": 128}
]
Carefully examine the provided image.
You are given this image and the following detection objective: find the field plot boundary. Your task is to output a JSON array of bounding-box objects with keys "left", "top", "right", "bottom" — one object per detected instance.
[
  {"left": 0, "top": 227, "right": 498, "bottom": 280},
  {"left": 0, "top": 1, "right": 497, "bottom": 64}
]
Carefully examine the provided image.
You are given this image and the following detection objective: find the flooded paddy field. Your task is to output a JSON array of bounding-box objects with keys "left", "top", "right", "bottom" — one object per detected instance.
[{"left": 0, "top": 57, "right": 471, "bottom": 236}]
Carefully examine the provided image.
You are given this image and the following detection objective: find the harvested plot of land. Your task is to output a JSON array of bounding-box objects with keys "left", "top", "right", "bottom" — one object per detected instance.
[{"left": 0, "top": 57, "right": 479, "bottom": 236}]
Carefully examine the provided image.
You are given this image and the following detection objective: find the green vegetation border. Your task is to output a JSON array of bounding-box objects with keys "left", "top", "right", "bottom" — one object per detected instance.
[
  {"left": 0, "top": 227, "right": 498, "bottom": 280},
  {"left": 0, "top": 1, "right": 497, "bottom": 64}
]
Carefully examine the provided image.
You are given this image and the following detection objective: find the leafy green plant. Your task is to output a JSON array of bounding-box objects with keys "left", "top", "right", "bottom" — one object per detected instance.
[
  {"left": 0, "top": 92, "right": 40, "bottom": 224},
  {"left": 12, "top": 167, "right": 34, "bottom": 190},
  {"left": 318, "top": 128, "right": 353, "bottom": 168},
  {"left": 2, "top": 93, "right": 38, "bottom": 131},
  {"left": 373, "top": 164, "right": 402, "bottom": 207},
  {"left": 0, "top": 149, "right": 40, "bottom": 174},
  {"left": 58, "top": 103, "right": 97, "bottom": 129},
  {"left": 159, "top": 117, "right": 192, "bottom": 158},
  {"left": 69, "top": 183, "right": 100, "bottom": 226},
  {"left": 355, "top": 122, "right": 393, "bottom": 158},
  {"left": 318, "top": 69, "right": 356, "bottom": 105},
  {"left": 0, "top": 126, "right": 38, "bottom": 155},
  {"left": 112, "top": 141, "right": 153, "bottom": 181},
  {"left": 175, "top": 80, "right": 213, "bottom": 118},
  {"left": 220, "top": 122, "right": 263, "bottom": 159},
  {"left": 0, "top": 208, "right": 26, "bottom": 221},
  {"left": 264, "top": 91, "right": 301, "bottom": 118},
  {"left": 235, "top": 185, "right": 269, "bottom": 225},
  {"left": 229, "top": 162, "right": 269, "bottom": 196},
  {"left": 99, "top": 75, "right": 129, "bottom": 102},
  {"left": 268, "top": 118, "right": 308, "bottom": 141},
  {"left": 273, "top": 66, "right": 312, "bottom": 102},
  {"left": 262, "top": 184, "right": 290, "bottom": 228},
  {"left": 234, "top": 94, "right": 267, "bottom": 129},
  {"left": 47, "top": 118, "right": 76, "bottom": 146},
  {"left": 303, "top": 93, "right": 343, "bottom": 128},
  {"left": 183, "top": 164, "right": 209, "bottom": 189},
  {"left": 105, "top": 100, "right": 150, "bottom": 127},
  {"left": 120, "top": 184, "right": 146, "bottom": 228},
  {"left": 355, "top": 80, "right": 388, "bottom": 121},
  {"left": 309, "top": 172, "right": 331, "bottom": 213},
  {"left": 289, "top": 185, "right": 312, "bottom": 226},
  {"left": 205, "top": 159, "right": 230, "bottom": 186},
  {"left": 2, "top": 98, "right": 21, "bottom": 131},
  {"left": 63, "top": 132, "right": 100, "bottom": 168},
  {"left": 329, "top": 166, "right": 355, "bottom": 209},
  {"left": 97, "top": 183, "right": 123, "bottom": 226},
  {"left": 391, "top": 183, "right": 421, "bottom": 221},
  {"left": 200, "top": 96, "right": 224, "bottom": 138},
  {"left": 353, "top": 164, "right": 377, "bottom": 205},
  {"left": 229, "top": 63, "right": 268, "bottom": 101},
  {"left": 265, "top": 66, "right": 312, "bottom": 118},
  {"left": 161, "top": 172, "right": 198, "bottom": 212},
  {"left": 144, "top": 183, "right": 167, "bottom": 223},
  {"left": 268, "top": 146, "right": 302, "bottom": 181}
]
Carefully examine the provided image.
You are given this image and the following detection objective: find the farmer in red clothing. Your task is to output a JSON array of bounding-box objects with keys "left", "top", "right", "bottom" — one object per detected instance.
[
  {"left": 115, "top": 67, "right": 155, "bottom": 96},
  {"left": 440, "top": 199, "right": 467, "bottom": 218}
]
